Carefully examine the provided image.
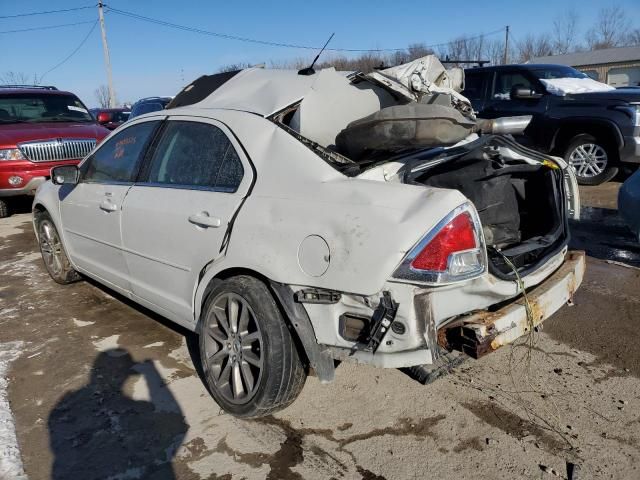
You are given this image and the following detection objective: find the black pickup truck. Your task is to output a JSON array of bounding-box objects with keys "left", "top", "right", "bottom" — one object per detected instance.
[{"left": 463, "top": 64, "right": 640, "bottom": 185}]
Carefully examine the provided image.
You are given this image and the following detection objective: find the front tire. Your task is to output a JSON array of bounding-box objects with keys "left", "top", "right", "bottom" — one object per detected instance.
[
  {"left": 198, "top": 275, "right": 306, "bottom": 417},
  {"left": 34, "top": 211, "right": 81, "bottom": 284},
  {"left": 564, "top": 134, "right": 618, "bottom": 186}
]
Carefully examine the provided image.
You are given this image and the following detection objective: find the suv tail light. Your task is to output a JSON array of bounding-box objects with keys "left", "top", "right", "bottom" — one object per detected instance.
[
  {"left": 393, "top": 203, "right": 486, "bottom": 284},
  {"left": 97, "top": 112, "right": 112, "bottom": 123}
]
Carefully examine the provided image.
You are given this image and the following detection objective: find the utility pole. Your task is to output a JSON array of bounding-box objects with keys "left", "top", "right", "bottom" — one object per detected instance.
[
  {"left": 503, "top": 25, "right": 510, "bottom": 65},
  {"left": 98, "top": 2, "right": 116, "bottom": 107}
]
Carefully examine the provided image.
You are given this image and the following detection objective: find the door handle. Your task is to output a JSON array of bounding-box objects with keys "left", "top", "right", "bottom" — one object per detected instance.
[
  {"left": 188, "top": 212, "right": 221, "bottom": 228},
  {"left": 99, "top": 199, "right": 118, "bottom": 212}
]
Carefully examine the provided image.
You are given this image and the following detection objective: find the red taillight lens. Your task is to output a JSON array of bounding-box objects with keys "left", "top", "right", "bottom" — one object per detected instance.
[
  {"left": 97, "top": 112, "right": 112, "bottom": 123},
  {"left": 411, "top": 212, "right": 477, "bottom": 272}
]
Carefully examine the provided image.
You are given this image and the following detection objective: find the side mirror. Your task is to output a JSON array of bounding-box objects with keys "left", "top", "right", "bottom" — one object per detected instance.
[
  {"left": 51, "top": 165, "right": 79, "bottom": 185},
  {"left": 510, "top": 86, "right": 543, "bottom": 100}
]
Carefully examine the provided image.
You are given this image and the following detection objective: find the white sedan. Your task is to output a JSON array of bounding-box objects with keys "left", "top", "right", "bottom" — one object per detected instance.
[{"left": 33, "top": 65, "right": 585, "bottom": 417}]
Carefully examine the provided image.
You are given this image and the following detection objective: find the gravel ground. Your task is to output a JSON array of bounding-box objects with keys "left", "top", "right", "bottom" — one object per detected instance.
[{"left": 1, "top": 184, "right": 639, "bottom": 479}]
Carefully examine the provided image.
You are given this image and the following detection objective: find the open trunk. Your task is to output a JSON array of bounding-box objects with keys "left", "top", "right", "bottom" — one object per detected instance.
[{"left": 398, "top": 135, "right": 569, "bottom": 279}]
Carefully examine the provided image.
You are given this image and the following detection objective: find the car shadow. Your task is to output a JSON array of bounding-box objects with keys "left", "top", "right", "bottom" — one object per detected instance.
[
  {"left": 569, "top": 206, "right": 640, "bottom": 267},
  {"left": 48, "top": 348, "right": 188, "bottom": 480},
  {"left": 80, "top": 275, "right": 211, "bottom": 399}
]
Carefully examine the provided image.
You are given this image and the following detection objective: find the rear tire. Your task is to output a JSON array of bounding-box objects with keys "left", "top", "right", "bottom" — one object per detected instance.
[
  {"left": 0, "top": 199, "right": 9, "bottom": 218},
  {"left": 198, "top": 275, "right": 306, "bottom": 417},
  {"left": 564, "top": 134, "right": 618, "bottom": 186},
  {"left": 34, "top": 210, "right": 81, "bottom": 284}
]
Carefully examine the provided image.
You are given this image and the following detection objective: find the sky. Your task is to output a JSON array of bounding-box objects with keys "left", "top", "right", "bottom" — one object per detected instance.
[{"left": 2, "top": 0, "right": 639, "bottom": 108}]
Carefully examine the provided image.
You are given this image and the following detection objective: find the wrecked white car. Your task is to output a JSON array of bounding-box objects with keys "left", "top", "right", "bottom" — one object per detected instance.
[{"left": 33, "top": 57, "right": 585, "bottom": 417}]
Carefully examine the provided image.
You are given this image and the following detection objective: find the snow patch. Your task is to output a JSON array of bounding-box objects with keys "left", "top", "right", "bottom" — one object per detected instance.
[
  {"left": 92, "top": 335, "right": 121, "bottom": 352},
  {"left": 0, "top": 341, "right": 28, "bottom": 480},
  {"left": 540, "top": 77, "right": 615, "bottom": 96},
  {"left": 73, "top": 318, "right": 95, "bottom": 327},
  {"left": 143, "top": 342, "right": 164, "bottom": 349}
]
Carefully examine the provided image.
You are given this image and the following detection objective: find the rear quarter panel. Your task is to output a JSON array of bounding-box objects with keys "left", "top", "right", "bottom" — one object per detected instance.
[{"left": 194, "top": 109, "right": 468, "bottom": 299}]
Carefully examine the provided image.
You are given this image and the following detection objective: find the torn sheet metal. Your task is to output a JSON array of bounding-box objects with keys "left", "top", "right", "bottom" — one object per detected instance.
[
  {"left": 367, "top": 55, "right": 473, "bottom": 116},
  {"left": 289, "top": 68, "right": 397, "bottom": 148}
]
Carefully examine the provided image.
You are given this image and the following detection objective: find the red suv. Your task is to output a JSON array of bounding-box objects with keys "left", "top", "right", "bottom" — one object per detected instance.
[{"left": 0, "top": 85, "right": 109, "bottom": 217}]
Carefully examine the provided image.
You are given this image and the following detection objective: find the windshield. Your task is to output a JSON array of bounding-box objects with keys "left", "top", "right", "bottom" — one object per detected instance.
[
  {"left": 530, "top": 66, "right": 588, "bottom": 80},
  {"left": 0, "top": 93, "right": 94, "bottom": 124}
]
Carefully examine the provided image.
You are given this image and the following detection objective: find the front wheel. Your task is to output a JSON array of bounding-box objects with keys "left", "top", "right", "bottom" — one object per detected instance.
[
  {"left": 564, "top": 134, "right": 618, "bottom": 186},
  {"left": 35, "top": 211, "right": 81, "bottom": 284},
  {"left": 198, "top": 275, "right": 306, "bottom": 417}
]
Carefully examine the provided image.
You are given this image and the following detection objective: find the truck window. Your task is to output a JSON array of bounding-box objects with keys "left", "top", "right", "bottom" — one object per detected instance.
[
  {"left": 463, "top": 72, "right": 485, "bottom": 101},
  {"left": 494, "top": 72, "right": 534, "bottom": 100}
]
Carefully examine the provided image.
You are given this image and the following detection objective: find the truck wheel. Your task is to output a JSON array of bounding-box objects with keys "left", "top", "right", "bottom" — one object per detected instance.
[
  {"left": 34, "top": 211, "right": 81, "bottom": 284},
  {"left": 0, "top": 199, "right": 8, "bottom": 218},
  {"left": 564, "top": 134, "right": 618, "bottom": 186},
  {"left": 198, "top": 275, "right": 306, "bottom": 417}
]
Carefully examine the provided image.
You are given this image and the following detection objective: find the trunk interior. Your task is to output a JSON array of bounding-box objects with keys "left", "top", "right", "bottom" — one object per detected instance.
[{"left": 403, "top": 139, "right": 568, "bottom": 279}]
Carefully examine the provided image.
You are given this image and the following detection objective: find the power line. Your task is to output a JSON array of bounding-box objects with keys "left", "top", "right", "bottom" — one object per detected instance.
[
  {"left": 39, "top": 20, "right": 99, "bottom": 81},
  {"left": 0, "top": 20, "right": 96, "bottom": 34},
  {"left": 105, "top": 6, "right": 505, "bottom": 52},
  {"left": 0, "top": 5, "right": 94, "bottom": 19}
]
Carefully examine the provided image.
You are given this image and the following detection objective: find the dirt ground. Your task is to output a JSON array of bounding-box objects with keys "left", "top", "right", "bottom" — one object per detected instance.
[{"left": 1, "top": 183, "right": 640, "bottom": 479}]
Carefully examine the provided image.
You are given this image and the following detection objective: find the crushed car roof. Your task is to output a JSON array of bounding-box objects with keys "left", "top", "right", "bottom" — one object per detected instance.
[{"left": 170, "top": 68, "right": 337, "bottom": 117}]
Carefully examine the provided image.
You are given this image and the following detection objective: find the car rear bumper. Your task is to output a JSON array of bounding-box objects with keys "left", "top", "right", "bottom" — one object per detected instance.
[{"left": 438, "top": 250, "right": 586, "bottom": 358}]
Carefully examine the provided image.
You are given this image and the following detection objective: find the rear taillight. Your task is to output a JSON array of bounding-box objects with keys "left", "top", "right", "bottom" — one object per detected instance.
[
  {"left": 97, "top": 112, "right": 112, "bottom": 123},
  {"left": 393, "top": 203, "right": 486, "bottom": 284}
]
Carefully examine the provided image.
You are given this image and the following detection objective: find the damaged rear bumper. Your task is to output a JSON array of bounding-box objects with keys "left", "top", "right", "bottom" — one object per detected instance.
[{"left": 438, "top": 250, "right": 586, "bottom": 358}]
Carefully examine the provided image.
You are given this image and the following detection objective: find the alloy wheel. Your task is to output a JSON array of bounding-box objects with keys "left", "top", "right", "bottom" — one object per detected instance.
[
  {"left": 568, "top": 143, "right": 608, "bottom": 178},
  {"left": 203, "top": 292, "right": 263, "bottom": 404},
  {"left": 39, "top": 221, "right": 64, "bottom": 277}
]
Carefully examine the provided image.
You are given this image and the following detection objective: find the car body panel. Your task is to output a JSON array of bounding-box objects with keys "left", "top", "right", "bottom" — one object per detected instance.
[
  {"left": 120, "top": 116, "right": 254, "bottom": 321},
  {"left": 59, "top": 182, "right": 133, "bottom": 291},
  {"left": 619, "top": 168, "right": 640, "bottom": 239}
]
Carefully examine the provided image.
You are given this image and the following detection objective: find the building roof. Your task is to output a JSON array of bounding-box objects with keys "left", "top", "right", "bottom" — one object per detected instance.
[{"left": 529, "top": 45, "right": 640, "bottom": 67}]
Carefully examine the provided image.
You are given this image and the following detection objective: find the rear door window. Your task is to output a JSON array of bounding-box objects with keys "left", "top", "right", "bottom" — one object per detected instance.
[
  {"left": 81, "top": 121, "right": 159, "bottom": 183},
  {"left": 145, "top": 121, "right": 244, "bottom": 192},
  {"left": 462, "top": 71, "right": 485, "bottom": 101}
]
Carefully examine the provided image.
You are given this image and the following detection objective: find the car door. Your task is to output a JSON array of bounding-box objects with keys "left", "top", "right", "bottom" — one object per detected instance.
[
  {"left": 60, "top": 119, "right": 161, "bottom": 293},
  {"left": 480, "top": 69, "right": 548, "bottom": 147},
  {"left": 120, "top": 117, "right": 252, "bottom": 323}
]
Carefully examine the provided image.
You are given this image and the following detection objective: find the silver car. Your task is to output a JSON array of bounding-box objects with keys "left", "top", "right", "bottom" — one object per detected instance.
[{"left": 33, "top": 65, "right": 585, "bottom": 417}]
